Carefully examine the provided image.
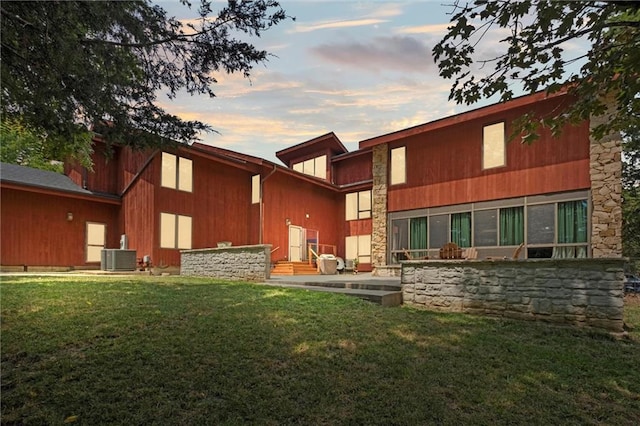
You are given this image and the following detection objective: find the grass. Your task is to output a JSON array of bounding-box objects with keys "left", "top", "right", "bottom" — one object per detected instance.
[{"left": 1, "top": 275, "right": 640, "bottom": 425}]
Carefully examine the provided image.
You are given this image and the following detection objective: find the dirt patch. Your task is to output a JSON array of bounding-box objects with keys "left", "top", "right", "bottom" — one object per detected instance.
[{"left": 624, "top": 293, "right": 640, "bottom": 307}]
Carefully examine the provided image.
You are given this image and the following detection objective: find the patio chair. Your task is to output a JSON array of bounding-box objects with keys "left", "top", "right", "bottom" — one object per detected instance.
[
  {"left": 439, "top": 242, "right": 462, "bottom": 259},
  {"left": 463, "top": 247, "right": 478, "bottom": 260}
]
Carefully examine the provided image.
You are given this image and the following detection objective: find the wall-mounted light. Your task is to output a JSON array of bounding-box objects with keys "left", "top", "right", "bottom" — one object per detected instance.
[
  {"left": 305, "top": 213, "right": 310, "bottom": 219},
  {"left": 285, "top": 218, "right": 291, "bottom": 226},
  {"left": 66, "top": 212, "right": 73, "bottom": 222}
]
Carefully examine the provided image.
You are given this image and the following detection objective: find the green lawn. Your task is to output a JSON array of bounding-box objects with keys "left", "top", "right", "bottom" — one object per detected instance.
[{"left": 2, "top": 275, "right": 639, "bottom": 425}]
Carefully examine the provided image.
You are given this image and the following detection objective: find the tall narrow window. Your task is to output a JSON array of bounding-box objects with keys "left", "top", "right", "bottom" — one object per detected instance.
[
  {"left": 556, "top": 200, "right": 588, "bottom": 258},
  {"left": 451, "top": 212, "right": 472, "bottom": 247},
  {"left": 161, "top": 152, "right": 177, "bottom": 188},
  {"left": 86, "top": 222, "right": 106, "bottom": 262},
  {"left": 390, "top": 146, "right": 406, "bottom": 185},
  {"left": 251, "top": 174, "right": 260, "bottom": 204},
  {"left": 178, "top": 157, "right": 192, "bottom": 192},
  {"left": 391, "top": 219, "right": 409, "bottom": 256},
  {"left": 483, "top": 122, "right": 505, "bottom": 169},
  {"left": 314, "top": 155, "right": 327, "bottom": 179},
  {"left": 346, "top": 193, "right": 358, "bottom": 221},
  {"left": 409, "top": 217, "right": 428, "bottom": 257},
  {"left": 499, "top": 207, "right": 524, "bottom": 246},
  {"left": 429, "top": 214, "right": 448, "bottom": 249},
  {"left": 474, "top": 209, "right": 498, "bottom": 247},
  {"left": 358, "top": 190, "right": 371, "bottom": 219},
  {"left": 527, "top": 204, "right": 555, "bottom": 244}
]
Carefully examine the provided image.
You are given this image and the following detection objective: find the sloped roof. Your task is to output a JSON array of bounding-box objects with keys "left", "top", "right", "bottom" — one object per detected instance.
[
  {"left": 275, "top": 132, "right": 348, "bottom": 165},
  {"left": 0, "top": 162, "right": 119, "bottom": 202},
  {"left": 1, "top": 162, "right": 93, "bottom": 194},
  {"left": 359, "top": 89, "right": 570, "bottom": 148}
]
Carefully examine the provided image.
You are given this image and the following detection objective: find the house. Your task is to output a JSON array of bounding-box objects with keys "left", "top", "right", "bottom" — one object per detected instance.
[{"left": 0, "top": 90, "right": 622, "bottom": 273}]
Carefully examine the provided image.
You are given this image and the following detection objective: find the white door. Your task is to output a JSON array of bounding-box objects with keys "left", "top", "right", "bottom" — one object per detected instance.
[{"left": 288, "top": 225, "right": 303, "bottom": 262}]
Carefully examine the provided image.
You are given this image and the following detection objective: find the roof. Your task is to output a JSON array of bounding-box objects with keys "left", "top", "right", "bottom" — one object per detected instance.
[
  {"left": 359, "top": 89, "right": 570, "bottom": 148},
  {"left": 0, "top": 162, "right": 119, "bottom": 202},
  {"left": 275, "top": 132, "right": 348, "bottom": 165}
]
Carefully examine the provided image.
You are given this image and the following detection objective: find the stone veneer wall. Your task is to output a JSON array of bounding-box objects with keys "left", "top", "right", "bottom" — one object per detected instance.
[
  {"left": 590, "top": 114, "right": 623, "bottom": 257},
  {"left": 402, "top": 258, "right": 625, "bottom": 332},
  {"left": 371, "top": 144, "right": 388, "bottom": 276},
  {"left": 181, "top": 245, "right": 271, "bottom": 281}
]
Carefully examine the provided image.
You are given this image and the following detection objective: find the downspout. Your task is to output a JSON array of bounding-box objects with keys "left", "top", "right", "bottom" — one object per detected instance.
[{"left": 259, "top": 165, "right": 277, "bottom": 244}]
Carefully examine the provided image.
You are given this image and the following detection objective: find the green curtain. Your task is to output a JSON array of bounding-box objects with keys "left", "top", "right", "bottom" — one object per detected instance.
[
  {"left": 558, "top": 200, "right": 588, "bottom": 244},
  {"left": 555, "top": 200, "right": 588, "bottom": 259},
  {"left": 451, "top": 213, "right": 471, "bottom": 247},
  {"left": 410, "top": 217, "right": 427, "bottom": 257},
  {"left": 500, "top": 207, "right": 524, "bottom": 246}
]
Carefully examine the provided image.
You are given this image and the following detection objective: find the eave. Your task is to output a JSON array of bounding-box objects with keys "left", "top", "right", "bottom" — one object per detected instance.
[
  {"left": 1, "top": 181, "right": 122, "bottom": 205},
  {"left": 359, "top": 90, "right": 570, "bottom": 148}
]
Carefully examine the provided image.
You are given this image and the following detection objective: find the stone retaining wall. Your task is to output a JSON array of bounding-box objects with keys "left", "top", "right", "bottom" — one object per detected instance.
[
  {"left": 402, "top": 258, "right": 625, "bottom": 332},
  {"left": 181, "top": 245, "right": 271, "bottom": 281}
]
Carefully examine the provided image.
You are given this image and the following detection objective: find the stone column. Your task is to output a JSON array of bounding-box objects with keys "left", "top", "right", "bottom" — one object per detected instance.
[
  {"left": 371, "top": 144, "right": 388, "bottom": 275},
  {"left": 589, "top": 113, "right": 623, "bottom": 257}
]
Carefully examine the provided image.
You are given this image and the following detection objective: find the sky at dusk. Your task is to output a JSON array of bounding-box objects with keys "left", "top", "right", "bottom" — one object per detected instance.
[{"left": 155, "top": 1, "right": 577, "bottom": 164}]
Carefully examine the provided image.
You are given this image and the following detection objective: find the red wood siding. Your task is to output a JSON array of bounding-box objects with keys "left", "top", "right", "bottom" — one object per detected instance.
[
  {"left": 333, "top": 151, "right": 373, "bottom": 185},
  {"left": 65, "top": 144, "right": 121, "bottom": 194},
  {"left": 389, "top": 159, "right": 590, "bottom": 211},
  {"left": 121, "top": 159, "right": 156, "bottom": 264},
  {"left": 388, "top": 97, "right": 590, "bottom": 211},
  {"left": 1, "top": 188, "right": 119, "bottom": 267},
  {"left": 262, "top": 172, "right": 341, "bottom": 262},
  {"left": 148, "top": 155, "right": 257, "bottom": 267}
]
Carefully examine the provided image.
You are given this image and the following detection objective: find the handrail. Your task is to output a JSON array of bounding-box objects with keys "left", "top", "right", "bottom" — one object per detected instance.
[
  {"left": 308, "top": 246, "right": 319, "bottom": 266},
  {"left": 307, "top": 243, "right": 337, "bottom": 265},
  {"left": 270, "top": 246, "right": 280, "bottom": 254}
]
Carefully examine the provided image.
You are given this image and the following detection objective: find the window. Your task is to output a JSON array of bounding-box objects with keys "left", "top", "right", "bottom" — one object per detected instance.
[
  {"left": 160, "top": 213, "right": 192, "bottom": 249},
  {"left": 499, "top": 207, "right": 524, "bottom": 246},
  {"left": 474, "top": 209, "right": 498, "bottom": 247},
  {"left": 345, "top": 190, "right": 372, "bottom": 220},
  {"left": 346, "top": 234, "right": 371, "bottom": 264},
  {"left": 527, "top": 204, "right": 555, "bottom": 244},
  {"left": 451, "top": 212, "right": 472, "bottom": 247},
  {"left": 251, "top": 174, "right": 260, "bottom": 204},
  {"left": 161, "top": 152, "right": 192, "bottom": 192},
  {"left": 391, "top": 219, "right": 409, "bottom": 261},
  {"left": 483, "top": 122, "right": 505, "bottom": 169},
  {"left": 409, "top": 217, "right": 428, "bottom": 257},
  {"left": 556, "top": 200, "right": 588, "bottom": 258},
  {"left": 388, "top": 192, "right": 589, "bottom": 263},
  {"left": 429, "top": 214, "right": 448, "bottom": 249},
  {"left": 292, "top": 155, "right": 327, "bottom": 179},
  {"left": 86, "top": 222, "right": 106, "bottom": 262},
  {"left": 390, "top": 146, "right": 406, "bottom": 185}
]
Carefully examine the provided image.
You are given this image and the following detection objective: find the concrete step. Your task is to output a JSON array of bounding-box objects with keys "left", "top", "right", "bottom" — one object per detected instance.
[
  {"left": 280, "top": 280, "right": 402, "bottom": 292},
  {"left": 262, "top": 279, "right": 403, "bottom": 307},
  {"left": 271, "top": 261, "right": 318, "bottom": 276}
]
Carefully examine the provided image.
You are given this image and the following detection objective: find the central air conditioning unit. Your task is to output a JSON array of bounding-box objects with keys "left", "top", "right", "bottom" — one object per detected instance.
[{"left": 101, "top": 249, "right": 137, "bottom": 271}]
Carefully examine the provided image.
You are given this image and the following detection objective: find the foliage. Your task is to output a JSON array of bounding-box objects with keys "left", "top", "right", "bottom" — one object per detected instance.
[
  {"left": 0, "top": 117, "right": 93, "bottom": 171},
  {"left": 0, "top": 0, "right": 289, "bottom": 157},
  {"left": 2, "top": 276, "right": 640, "bottom": 424},
  {"left": 433, "top": 1, "right": 640, "bottom": 143},
  {"left": 623, "top": 126, "right": 640, "bottom": 259}
]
